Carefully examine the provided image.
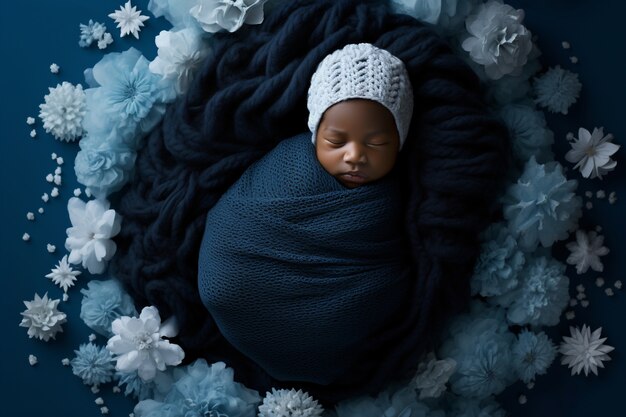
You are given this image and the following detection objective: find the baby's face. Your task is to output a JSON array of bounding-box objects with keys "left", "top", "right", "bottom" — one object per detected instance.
[{"left": 315, "top": 99, "right": 400, "bottom": 188}]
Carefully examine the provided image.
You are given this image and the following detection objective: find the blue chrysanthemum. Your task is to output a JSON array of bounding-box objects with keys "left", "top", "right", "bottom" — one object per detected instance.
[
  {"left": 439, "top": 302, "right": 516, "bottom": 399},
  {"left": 502, "top": 157, "right": 582, "bottom": 251},
  {"left": 493, "top": 256, "right": 569, "bottom": 327},
  {"left": 445, "top": 395, "right": 507, "bottom": 417},
  {"left": 71, "top": 343, "right": 116, "bottom": 386},
  {"left": 471, "top": 223, "right": 525, "bottom": 298},
  {"left": 499, "top": 103, "right": 555, "bottom": 164},
  {"left": 512, "top": 330, "right": 557, "bottom": 383},
  {"left": 80, "top": 279, "right": 138, "bottom": 337},
  {"left": 533, "top": 65, "right": 582, "bottom": 115},
  {"left": 82, "top": 48, "right": 168, "bottom": 140},
  {"left": 133, "top": 359, "right": 261, "bottom": 417},
  {"left": 335, "top": 386, "right": 443, "bottom": 417},
  {"left": 117, "top": 369, "right": 173, "bottom": 401}
]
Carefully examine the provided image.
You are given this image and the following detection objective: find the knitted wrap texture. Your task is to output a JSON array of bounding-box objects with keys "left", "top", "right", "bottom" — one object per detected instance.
[
  {"left": 110, "top": 0, "right": 510, "bottom": 404},
  {"left": 307, "top": 43, "right": 414, "bottom": 148}
]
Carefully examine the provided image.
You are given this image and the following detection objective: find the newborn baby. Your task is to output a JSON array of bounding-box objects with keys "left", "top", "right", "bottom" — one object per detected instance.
[{"left": 198, "top": 43, "right": 416, "bottom": 393}]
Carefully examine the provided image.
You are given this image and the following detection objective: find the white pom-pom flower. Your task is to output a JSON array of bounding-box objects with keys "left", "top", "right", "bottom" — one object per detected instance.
[
  {"left": 45, "top": 254, "right": 82, "bottom": 292},
  {"left": 64, "top": 197, "right": 122, "bottom": 274},
  {"left": 38, "top": 81, "right": 86, "bottom": 142},
  {"left": 258, "top": 388, "right": 324, "bottom": 417},
  {"left": 106, "top": 306, "right": 185, "bottom": 381},
  {"left": 19, "top": 293, "right": 67, "bottom": 341}
]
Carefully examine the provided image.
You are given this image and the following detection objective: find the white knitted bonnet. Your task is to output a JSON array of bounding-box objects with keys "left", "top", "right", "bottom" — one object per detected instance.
[{"left": 307, "top": 43, "right": 414, "bottom": 149}]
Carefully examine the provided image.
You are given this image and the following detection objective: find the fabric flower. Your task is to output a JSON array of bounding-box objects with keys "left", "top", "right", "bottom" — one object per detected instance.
[
  {"left": 79, "top": 20, "right": 109, "bottom": 48},
  {"left": 83, "top": 48, "right": 168, "bottom": 139},
  {"left": 133, "top": 359, "right": 261, "bottom": 417},
  {"left": 471, "top": 223, "right": 525, "bottom": 298},
  {"left": 106, "top": 306, "right": 185, "bottom": 381},
  {"left": 512, "top": 330, "right": 557, "bottom": 383},
  {"left": 559, "top": 325, "right": 614, "bottom": 376},
  {"left": 533, "top": 65, "right": 582, "bottom": 115},
  {"left": 116, "top": 369, "right": 173, "bottom": 400},
  {"left": 149, "top": 27, "right": 211, "bottom": 97},
  {"left": 258, "top": 388, "right": 324, "bottom": 417},
  {"left": 412, "top": 352, "right": 457, "bottom": 400},
  {"left": 109, "top": 1, "right": 150, "bottom": 39},
  {"left": 499, "top": 103, "right": 555, "bottom": 164},
  {"left": 80, "top": 279, "right": 138, "bottom": 337},
  {"left": 65, "top": 197, "right": 122, "bottom": 274},
  {"left": 38, "top": 81, "right": 86, "bottom": 142},
  {"left": 503, "top": 157, "right": 582, "bottom": 251},
  {"left": 335, "top": 386, "right": 442, "bottom": 417},
  {"left": 565, "top": 127, "right": 620, "bottom": 179},
  {"left": 190, "top": 0, "right": 268, "bottom": 33},
  {"left": 74, "top": 141, "right": 137, "bottom": 199},
  {"left": 566, "top": 230, "right": 610, "bottom": 274},
  {"left": 493, "top": 256, "right": 569, "bottom": 327},
  {"left": 438, "top": 302, "right": 516, "bottom": 399},
  {"left": 71, "top": 343, "right": 116, "bottom": 386},
  {"left": 461, "top": 0, "right": 533, "bottom": 80},
  {"left": 45, "top": 255, "right": 82, "bottom": 293},
  {"left": 19, "top": 293, "right": 67, "bottom": 341}
]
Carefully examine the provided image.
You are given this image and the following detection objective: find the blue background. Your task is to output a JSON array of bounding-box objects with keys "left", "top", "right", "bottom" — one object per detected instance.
[{"left": 0, "top": 1, "right": 624, "bottom": 416}]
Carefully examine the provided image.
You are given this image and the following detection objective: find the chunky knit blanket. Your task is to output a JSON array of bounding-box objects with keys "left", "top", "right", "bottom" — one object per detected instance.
[
  {"left": 198, "top": 133, "right": 411, "bottom": 385},
  {"left": 111, "top": 0, "right": 509, "bottom": 403}
]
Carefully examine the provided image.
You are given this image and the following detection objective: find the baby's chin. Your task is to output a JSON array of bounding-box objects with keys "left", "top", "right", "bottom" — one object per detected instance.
[{"left": 335, "top": 175, "right": 369, "bottom": 188}]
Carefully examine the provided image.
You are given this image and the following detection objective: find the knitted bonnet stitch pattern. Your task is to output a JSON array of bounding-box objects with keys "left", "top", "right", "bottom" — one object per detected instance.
[
  {"left": 110, "top": 0, "right": 509, "bottom": 404},
  {"left": 307, "top": 43, "right": 414, "bottom": 149}
]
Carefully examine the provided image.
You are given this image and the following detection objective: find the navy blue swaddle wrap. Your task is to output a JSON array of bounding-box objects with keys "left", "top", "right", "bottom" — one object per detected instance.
[{"left": 198, "top": 133, "right": 410, "bottom": 384}]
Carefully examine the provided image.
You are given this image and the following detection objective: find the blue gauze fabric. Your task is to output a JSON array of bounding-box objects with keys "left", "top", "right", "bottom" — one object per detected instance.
[
  {"left": 198, "top": 133, "right": 410, "bottom": 384},
  {"left": 110, "top": 0, "right": 510, "bottom": 404}
]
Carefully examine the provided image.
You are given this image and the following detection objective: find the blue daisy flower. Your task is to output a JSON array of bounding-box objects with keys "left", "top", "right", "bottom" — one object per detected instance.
[
  {"left": 512, "top": 330, "right": 557, "bottom": 383},
  {"left": 533, "top": 65, "right": 582, "bottom": 115},
  {"left": 71, "top": 343, "right": 115, "bottom": 387}
]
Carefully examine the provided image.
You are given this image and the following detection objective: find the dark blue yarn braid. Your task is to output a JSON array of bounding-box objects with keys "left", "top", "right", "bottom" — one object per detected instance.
[{"left": 110, "top": 0, "right": 509, "bottom": 404}]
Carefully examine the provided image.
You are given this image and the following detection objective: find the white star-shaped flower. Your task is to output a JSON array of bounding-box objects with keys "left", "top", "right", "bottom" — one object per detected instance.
[
  {"left": 19, "top": 293, "right": 67, "bottom": 341},
  {"left": 565, "top": 127, "right": 620, "bottom": 179},
  {"left": 108, "top": 1, "right": 150, "bottom": 39},
  {"left": 559, "top": 325, "right": 614, "bottom": 376},
  {"left": 566, "top": 230, "right": 610, "bottom": 274},
  {"left": 45, "top": 255, "right": 82, "bottom": 293}
]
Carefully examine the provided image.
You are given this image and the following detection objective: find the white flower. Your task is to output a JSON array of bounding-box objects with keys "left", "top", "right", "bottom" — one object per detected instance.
[
  {"left": 64, "top": 197, "right": 122, "bottom": 274},
  {"left": 38, "top": 81, "right": 86, "bottom": 142},
  {"left": 412, "top": 352, "right": 457, "bottom": 399},
  {"left": 45, "top": 255, "right": 82, "bottom": 293},
  {"left": 461, "top": 0, "right": 533, "bottom": 80},
  {"left": 108, "top": 1, "right": 150, "bottom": 39},
  {"left": 565, "top": 127, "right": 620, "bottom": 179},
  {"left": 106, "top": 306, "right": 184, "bottom": 381},
  {"left": 566, "top": 230, "right": 609, "bottom": 274},
  {"left": 19, "top": 293, "right": 67, "bottom": 341},
  {"left": 258, "top": 388, "right": 324, "bottom": 417},
  {"left": 559, "top": 325, "right": 614, "bottom": 376},
  {"left": 149, "top": 28, "right": 211, "bottom": 96},
  {"left": 190, "top": 0, "right": 268, "bottom": 33}
]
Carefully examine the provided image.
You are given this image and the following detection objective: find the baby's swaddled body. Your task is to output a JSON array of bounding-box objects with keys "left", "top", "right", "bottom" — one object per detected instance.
[{"left": 197, "top": 133, "right": 411, "bottom": 385}]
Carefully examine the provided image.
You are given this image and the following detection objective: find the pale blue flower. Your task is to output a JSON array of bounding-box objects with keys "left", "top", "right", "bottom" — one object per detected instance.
[
  {"left": 335, "top": 386, "right": 444, "bottom": 417},
  {"left": 117, "top": 369, "right": 173, "bottom": 401},
  {"left": 133, "top": 359, "right": 261, "bottom": 417},
  {"left": 471, "top": 222, "right": 525, "bottom": 298},
  {"left": 499, "top": 103, "right": 555, "bottom": 164},
  {"left": 534, "top": 65, "right": 582, "bottom": 115},
  {"left": 83, "top": 48, "right": 168, "bottom": 139},
  {"left": 71, "top": 343, "right": 116, "bottom": 386},
  {"left": 439, "top": 302, "right": 516, "bottom": 399},
  {"left": 190, "top": 0, "right": 269, "bottom": 34},
  {"left": 80, "top": 279, "right": 138, "bottom": 337},
  {"left": 493, "top": 256, "right": 569, "bottom": 327},
  {"left": 446, "top": 396, "right": 506, "bottom": 417},
  {"left": 79, "top": 20, "right": 108, "bottom": 48},
  {"left": 148, "top": 0, "right": 201, "bottom": 29},
  {"left": 502, "top": 157, "right": 582, "bottom": 251},
  {"left": 484, "top": 47, "right": 542, "bottom": 105},
  {"left": 512, "top": 330, "right": 557, "bottom": 383}
]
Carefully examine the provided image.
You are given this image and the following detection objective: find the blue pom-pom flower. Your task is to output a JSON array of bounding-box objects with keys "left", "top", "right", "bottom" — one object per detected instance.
[
  {"left": 471, "top": 223, "right": 526, "bottom": 298},
  {"left": 493, "top": 256, "right": 569, "bottom": 327},
  {"left": 70, "top": 343, "right": 116, "bottom": 387},
  {"left": 503, "top": 157, "right": 582, "bottom": 251},
  {"left": 80, "top": 279, "right": 138, "bottom": 337},
  {"left": 533, "top": 65, "right": 582, "bottom": 115},
  {"left": 499, "top": 103, "right": 555, "bottom": 164},
  {"left": 512, "top": 329, "right": 557, "bottom": 383},
  {"left": 133, "top": 359, "right": 261, "bottom": 417}
]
